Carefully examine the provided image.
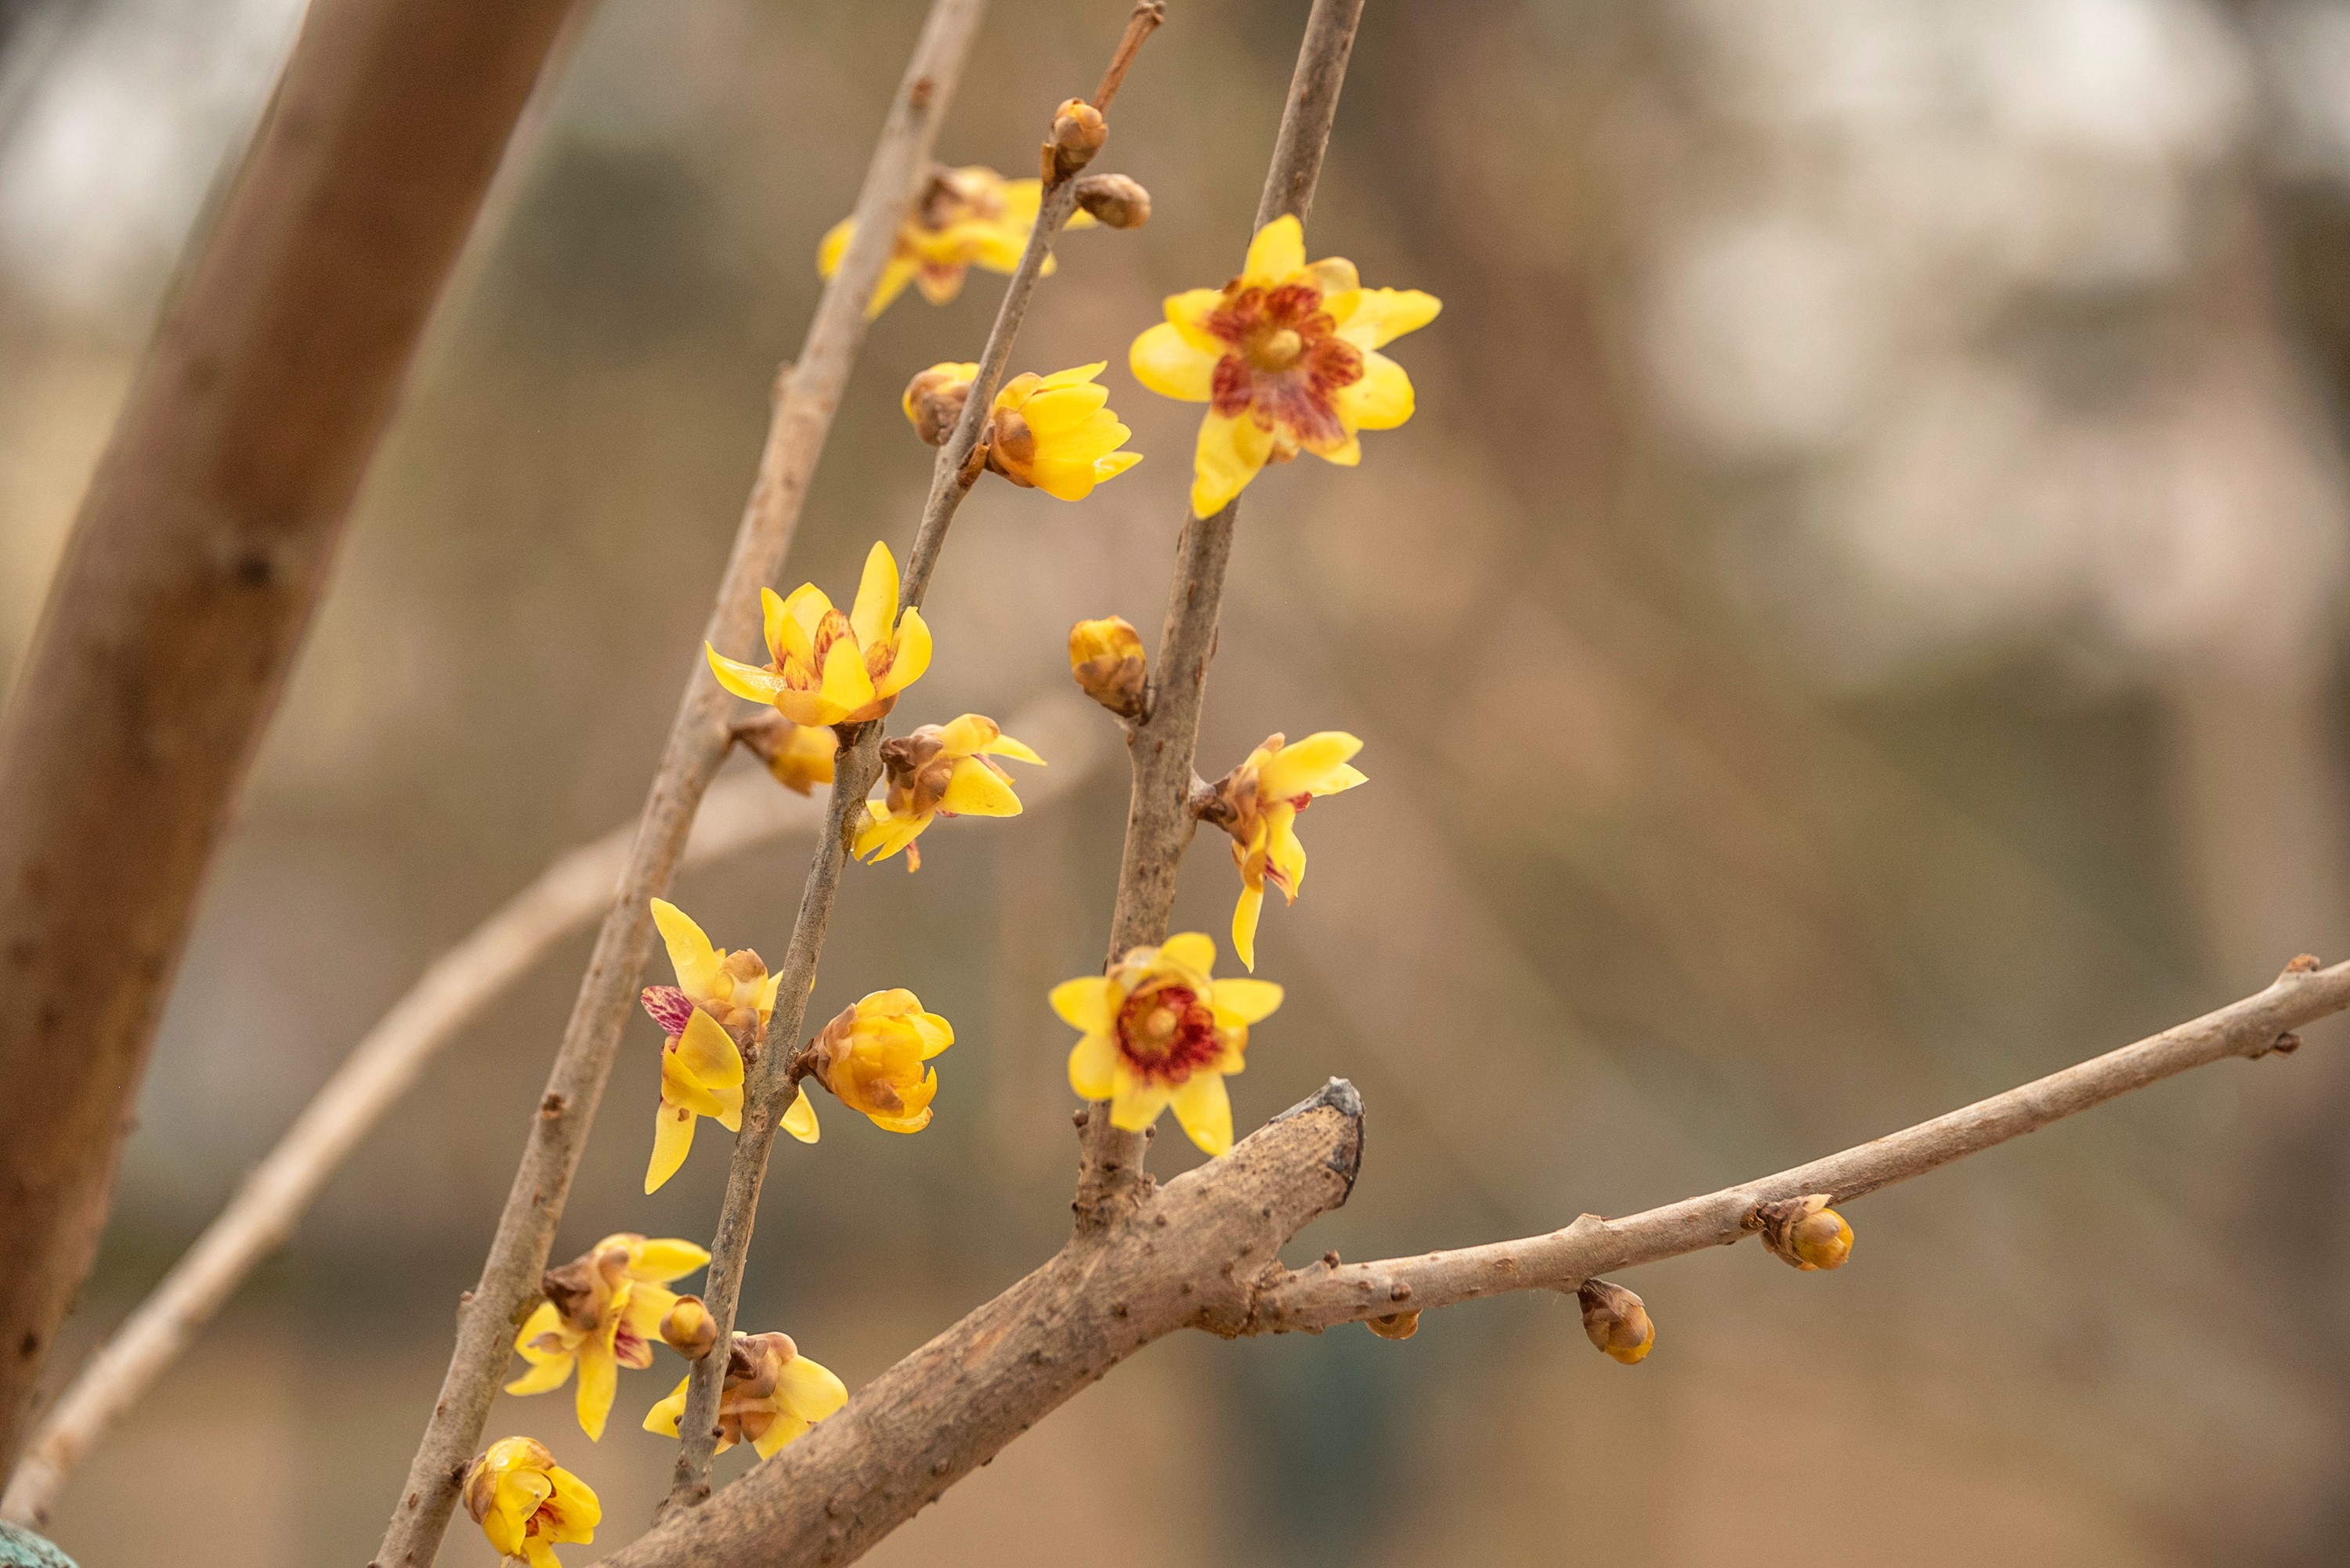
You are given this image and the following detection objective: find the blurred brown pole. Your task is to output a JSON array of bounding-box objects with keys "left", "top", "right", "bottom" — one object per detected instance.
[{"left": 0, "top": 0, "right": 582, "bottom": 1477}]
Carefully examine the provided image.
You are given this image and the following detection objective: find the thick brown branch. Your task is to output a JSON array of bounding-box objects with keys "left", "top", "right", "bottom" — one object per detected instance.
[
  {"left": 1242, "top": 959, "right": 2350, "bottom": 1335},
  {"left": 368, "top": 5, "right": 988, "bottom": 1561}
]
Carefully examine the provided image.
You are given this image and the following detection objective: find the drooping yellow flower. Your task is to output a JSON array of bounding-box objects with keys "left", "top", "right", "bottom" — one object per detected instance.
[
  {"left": 819, "top": 164, "right": 1091, "bottom": 317},
  {"left": 853, "top": 714, "right": 1043, "bottom": 871},
  {"left": 1050, "top": 932, "right": 1282, "bottom": 1156},
  {"left": 1196, "top": 732, "right": 1367, "bottom": 970},
  {"left": 465, "top": 1436, "right": 601, "bottom": 1568},
  {"left": 706, "top": 541, "right": 931, "bottom": 728},
  {"left": 902, "top": 362, "right": 1141, "bottom": 501},
  {"left": 645, "top": 1330, "right": 849, "bottom": 1460},
  {"left": 505, "top": 1233, "right": 710, "bottom": 1440},
  {"left": 780, "top": 988, "right": 956, "bottom": 1142},
  {"left": 639, "top": 899, "right": 778, "bottom": 1194},
  {"left": 1130, "top": 213, "right": 1440, "bottom": 516}
]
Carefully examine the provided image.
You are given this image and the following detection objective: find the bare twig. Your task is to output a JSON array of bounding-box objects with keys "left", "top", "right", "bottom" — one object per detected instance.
[
  {"left": 1240, "top": 959, "right": 2350, "bottom": 1334},
  {"left": 0, "top": 0, "right": 582, "bottom": 1478},
  {"left": 369, "top": 6, "right": 989, "bottom": 1561},
  {"left": 0, "top": 699, "right": 1110, "bottom": 1528},
  {"left": 1092, "top": 1, "right": 1166, "bottom": 111},
  {"left": 1079, "top": 0, "right": 1365, "bottom": 1226},
  {"left": 663, "top": 12, "right": 1164, "bottom": 1512}
]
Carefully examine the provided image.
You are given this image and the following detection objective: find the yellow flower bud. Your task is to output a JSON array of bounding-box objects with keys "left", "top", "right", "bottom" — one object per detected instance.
[
  {"left": 1752, "top": 1194, "right": 1854, "bottom": 1272},
  {"left": 1578, "top": 1278, "right": 1654, "bottom": 1364},
  {"left": 1068, "top": 616, "right": 1147, "bottom": 718},
  {"left": 1073, "top": 172, "right": 1150, "bottom": 229},
  {"left": 660, "top": 1295, "right": 718, "bottom": 1360},
  {"left": 1045, "top": 97, "right": 1108, "bottom": 182},
  {"left": 902, "top": 362, "right": 978, "bottom": 447},
  {"left": 732, "top": 711, "right": 837, "bottom": 796},
  {"left": 1367, "top": 1310, "right": 1420, "bottom": 1341},
  {"left": 799, "top": 990, "right": 955, "bottom": 1133}
]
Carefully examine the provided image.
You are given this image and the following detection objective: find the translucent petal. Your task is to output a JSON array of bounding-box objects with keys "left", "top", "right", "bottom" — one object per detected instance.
[
  {"left": 642, "top": 1374, "right": 691, "bottom": 1436},
  {"left": 1209, "top": 976, "right": 1285, "bottom": 1025},
  {"left": 675, "top": 1009, "right": 744, "bottom": 1089},
  {"left": 1253, "top": 731, "right": 1364, "bottom": 798},
  {"left": 849, "top": 541, "right": 900, "bottom": 650},
  {"left": 750, "top": 1412, "right": 812, "bottom": 1460},
  {"left": 1050, "top": 977, "right": 1117, "bottom": 1032},
  {"left": 1231, "top": 882, "right": 1264, "bottom": 973},
  {"left": 1110, "top": 1071, "right": 1173, "bottom": 1133},
  {"left": 1332, "top": 287, "right": 1441, "bottom": 350},
  {"left": 1130, "top": 321, "right": 1217, "bottom": 402},
  {"left": 867, "top": 256, "right": 919, "bottom": 318},
  {"left": 650, "top": 899, "right": 722, "bottom": 997},
  {"left": 816, "top": 216, "right": 852, "bottom": 278},
  {"left": 1244, "top": 214, "right": 1305, "bottom": 285},
  {"left": 705, "top": 645, "right": 790, "bottom": 706},
  {"left": 782, "top": 1082, "right": 821, "bottom": 1143},
  {"left": 776, "top": 1354, "right": 850, "bottom": 1423},
  {"left": 574, "top": 1342, "right": 618, "bottom": 1440},
  {"left": 645, "top": 1102, "right": 695, "bottom": 1194},
  {"left": 982, "top": 731, "right": 1045, "bottom": 765},
  {"left": 1036, "top": 360, "right": 1108, "bottom": 392},
  {"left": 1170, "top": 1072, "right": 1234, "bottom": 1157},
  {"left": 1333, "top": 350, "right": 1414, "bottom": 431},
  {"left": 1068, "top": 1031, "right": 1118, "bottom": 1100},
  {"left": 776, "top": 583, "right": 829, "bottom": 664},
  {"left": 940, "top": 757, "right": 1022, "bottom": 817},
  {"left": 876, "top": 606, "right": 931, "bottom": 699},
  {"left": 627, "top": 1238, "right": 710, "bottom": 1284},
  {"left": 1191, "top": 412, "right": 1273, "bottom": 518},
  {"left": 1158, "top": 931, "right": 1217, "bottom": 975}
]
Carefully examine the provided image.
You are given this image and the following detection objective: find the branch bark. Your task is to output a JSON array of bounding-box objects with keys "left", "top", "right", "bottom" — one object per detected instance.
[
  {"left": 0, "top": 0, "right": 582, "bottom": 1480},
  {"left": 369, "top": 5, "right": 989, "bottom": 1560}
]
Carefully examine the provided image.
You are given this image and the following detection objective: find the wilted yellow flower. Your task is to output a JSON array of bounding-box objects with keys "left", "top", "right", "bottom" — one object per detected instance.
[
  {"left": 1197, "top": 732, "right": 1367, "bottom": 970},
  {"left": 819, "top": 164, "right": 1090, "bottom": 317},
  {"left": 734, "top": 711, "right": 837, "bottom": 795},
  {"left": 707, "top": 541, "right": 931, "bottom": 728},
  {"left": 505, "top": 1233, "right": 709, "bottom": 1440},
  {"left": 1578, "top": 1279, "right": 1654, "bottom": 1365},
  {"left": 639, "top": 899, "right": 777, "bottom": 1194},
  {"left": 1130, "top": 213, "right": 1440, "bottom": 516},
  {"left": 854, "top": 714, "right": 1043, "bottom": 871},
  {"left": 1050, "top": 932, "right": 1282, "bottom": 1156},
  {"left": 1068, "top": 615, "right": 1147, "bottom": 717},
  {"left": 782, "top": 988, "right": 956, "bottom": 1141},
  {"left": 645, "top": 1330, "right": 849, "bottom": 1460},
  {"left": 465, "top": 1436, "right": 600, "bottom": 1568},
  {"left": 901, "top": 361, "right": 1141, "bottom": 501}
]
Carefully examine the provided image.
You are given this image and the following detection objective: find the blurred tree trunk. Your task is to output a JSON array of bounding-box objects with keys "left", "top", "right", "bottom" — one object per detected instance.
[{"left": 0, "top": 0, "right": 581, "bottom": 1478}]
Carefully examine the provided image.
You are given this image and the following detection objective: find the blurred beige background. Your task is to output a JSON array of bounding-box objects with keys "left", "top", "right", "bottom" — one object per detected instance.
[{"left": 9, "top": 0, "right": 2350, "bottom": 1562}]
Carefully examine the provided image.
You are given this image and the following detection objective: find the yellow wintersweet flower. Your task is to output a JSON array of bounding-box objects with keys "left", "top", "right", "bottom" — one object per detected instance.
[
  {"left": 735, "top": 712, "right": 837, "bottom": 796},
  {"left": 853, "top": 714, "right": 1044, "bottom": 871},
  {"left": 1129, "top": 213, "right": 1440, "bottom": 516},
  {"left": 781, "top": 988, "right": 956, "bottom": 1142},
  {"left": 819, "top": 164, "right": 1090, "bottom": 317},
  {"left": 902, "top": 361, "right": 1141, "bottom": 501},
  {"left": 645, "top": 1330, "right": 848, "bottom": 1460},
  {"left": 465, "top": 1436, "right": 600, "bottom": 1568},
  {"left": 638, "top": 899, "right": 779, "bottom": 1194},
  {"left": 706, "top": 541, "right": 931, "bottom": 728},
  {"left": 1196, "top": 732, "right": 1367, "bottom": 971},
  {"left": 505, "top": 1233, "right": 710, "bottom": 1440},
  {"left": 1050, "top": 933, "right": 1282, "bottom": 1156}
]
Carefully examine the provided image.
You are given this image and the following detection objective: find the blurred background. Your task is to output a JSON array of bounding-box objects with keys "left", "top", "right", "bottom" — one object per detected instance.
[{"left": 5, "top": 0, "right": 2350, "bottom": 1562}]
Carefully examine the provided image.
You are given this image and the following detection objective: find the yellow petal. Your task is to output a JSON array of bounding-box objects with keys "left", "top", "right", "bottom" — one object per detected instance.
[
  {"left": 505, "top": 1352, "right": 575, "bottom": 1399},
  {"left": 643, "top": 1373, "right": 691, "bottom": 1436},
  {"left": 777, "top": 583, "right": 829, "bottom": 664},
  {"left": 1020, "top": 381, "right": 1112, "bottom": 435},
  {"left": 996, "top": 175, "right": 1043, "bottom": 222},
  {"left": 706, "top": 645, "right": 791, "bottom": 706},
  {"left": 819, "top": 630, "right": 878, "bottom": 717},
  {"left": 749, "top": 1412, "right": 812, "bottom": 1459},
  {"left": 512, "top": 1299, "right": 564, "bottom": 1357},
  {"left": 817, "top": 216, "right": 852, "bottom": 278},
  {"left": 1333, "top": 349, "right": 1414, "bottom": 432},
  {"left": 710, "top": 1081, "right": 743, "bottom": 1134},
  {"left": 1130, "top": 321, "right": 1218, "bottom": 402},
  {"left": 1243, "top": 214, "right": 1305, "bottom": 285},
  {"left": 876, "top": 606, "right": 931, "bottom": 699},
  {"left": 867, "top": 255, "right": 919, "bottom": 318},
  {"left": 776, "top": 1354, "right": 850, "bottom": 1423},
  {"left": 1209, "top": 976, "right": 1285, "bottom": 1025},
  {"left": 1068, "top": 1031, "right": 1118, "bottom": 1100},
  {"left": 782, "top": 1082, "right": 821, "bottom": 1143},
  {"left": 662, "top": 1055, "right": 726, "bottom": 1119},
  {"left": 1191, "top": 412, "right": 1273, "bottom": 518},
  {"left": 486, "top": 1470, "right": 552, "bottom": 1556},
  {"left": 1253, "top": 731, "right": 1364, "bottom": 799},
  {"left": 650, "top": 899, "right": 722, "bottom": 997},
  {"left": 676, "top": 1009, "right": 744, "bottom": 1089},
  {"left": 1050, "top": 977, "right": 1118, "bottom": 1031},
  {"left": 911, "top": 1012, "right": 953, "bottom": 1058},
  {"left": 1170, "top": 1072, "right": 1233, "bottom": 1157},
  {"left": 1165, "top": 287, "right": 1230, "bottom": 352},
  {"left": 575, "top": 1342, "right": 617, "bottom": 1441},
  {"left": 1036, "top": 360, "right": 1108, "bottom": 392},
  {"left": 1267, "top": 808, "right": 1307, "bottom": 898},
  {"left": 760, "top": 587, "right": 790, "bottom": 663},
  {"left": 940, "top": 756, "right": 1022, "bottom": 817},
  {"left": 850, "top": 541, "right": 900, "bottom": 649},
  {"left": 1159, "top": 931, "right": 1217, "bottom": 975},
  {"left": 645, "top": 1101, "right": 696, "bottom": 1194},
  {"left": 627, "top": 1238, "right": 710, "bottom": 1284},
  {"left": 983, "top": 732, "right": 1044, "bottom": 765},
  {"left": 1231, "top": 882, "right": 1264, "bottom": 973},
  {"left": 1314, "top": 430, "right": 1361, "bottom": 466},
  {"left": 1333, "top": 287, "right": 1441, "bottom": 350},
  {"left": 545, "top": 1467, "right": 601, "bottom": 1539},
  {"left": 1307, "top": 256, "right": 1360, "bottom": 296},
  {"left": 1110, "top": 1071, "right": 1173, "bottom": 1133}
]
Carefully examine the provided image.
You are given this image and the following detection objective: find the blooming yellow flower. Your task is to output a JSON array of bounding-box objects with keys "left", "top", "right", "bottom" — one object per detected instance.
[
  {"left": 706, "top": 541, "right": 931, "bottom": 728},
  {"left": 465, "top": 1436, "right": 600, "bottom": 1568},
  {"left": 639, "top": 899, "right": 778, "bottom": 1194},
  {"left": 853, "top": 714, "right": 1043, "bottom": 871},
  {"left": 645, "top": 1330, "right": 848, "bottom": 1460},
  {"left": 1049, "top": 933, "right": 1282, "bottom": 1156},
  {"left": 505, "top": 1233, "right": 710, "bottom": 1440},
  {"left": 780, "top": 988, "right": 955, "bottom": 1142},
  {"left": 1129, "top": 213, "right": 1440, "bottom": 516},
  {"left": 819, "top": 165, "right": 1090, "bottom": 317},
  {"left": 1197, "top": 731, "right": 1366, "bottom": 971},
  {"left": 902, "top": 362, "right": 1141, "bottom": 501}
]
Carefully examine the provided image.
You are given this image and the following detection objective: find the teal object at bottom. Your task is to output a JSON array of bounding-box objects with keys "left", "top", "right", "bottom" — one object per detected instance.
[{"left": 0, "top": 1522, "right": 76, "bottom": 1568}]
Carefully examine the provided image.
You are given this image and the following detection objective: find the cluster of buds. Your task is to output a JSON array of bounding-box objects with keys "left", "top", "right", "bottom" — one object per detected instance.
[
  {"left": 1577, "top": 1278, "right": 1654, "bottom": 1364},
  {"left": 1068, "top": 616, "right": 1147, "bottom": 718},
  {"left": 732, "top": 710, "right": 837, "bottom": 796},
  {"left": 1749, "top": 1194, "right": 1854, "bottom": 1272}
]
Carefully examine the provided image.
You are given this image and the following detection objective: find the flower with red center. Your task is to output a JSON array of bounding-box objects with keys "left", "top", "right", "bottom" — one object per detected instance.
[
  {"left": 644, "top": 1330, "right": 848, "bottom": 1460},
  {"left": 465, "top": 1436, "right": 600, "bottom": 1567},
  {"left": 819, "top": 164, "right": 1092, "bottom": 318},
  {"left": 1129, "top": 214, "right": 1439, "bottom": 516},
  {"left": 780, "top": 988, "right": 956, "bottom": 1141},
  {"left": 1195, "top": 731, "right": 1367, "bottom": 971},
  {"left": 706, "top": 541, "right": 931, "bottom": 728},
  {"left": 639, "top": 899, "right": 777, "bottom": 1194},
  {"left": 505, "top": 1233, "right": 710, "bottom": 1440},
  {"left": 1048, "top": 932, "right": 1283, "bottom": 1156},
  {"left": 853, "top": 714, "right": 1044, "bottom": 871}
]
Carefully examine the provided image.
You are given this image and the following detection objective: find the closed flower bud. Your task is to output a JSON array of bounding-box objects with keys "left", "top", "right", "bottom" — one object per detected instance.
[
  {"left": 1752, "top": 1194, "right": 1854, "bottom": 1272},
  {"left": 1045, "top": 97, "right": 1108, "bottom": 182},
  {"left": 1578, "top": 1278, "right": 1654, "bottom": 1364},
  {"left": 902, "top": 362, "right": 977, "bottom": 446},
  {"left": 1367, "top": 1310, "right": 1420, "bottom": 1341},
  {"left": 733, "top": 711, "right": 837, "bottom": 796},
  {"left": 660, "top": 1295, "right": 718, "bottom": 1360},
  {"left": 1073, "top": 172, "right": 1151, "bottom": 229},
  {"left": 1068, "top": 616, "right": 1147, "bottom": 717}
]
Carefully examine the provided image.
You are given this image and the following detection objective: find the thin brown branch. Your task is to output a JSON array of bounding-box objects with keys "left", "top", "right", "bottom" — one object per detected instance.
[
  {"left": 1238, "top": 958, "right": 2350, "bottom": 1335},
  {"left": 1092, "top": 1, "right": 1166, "bottom": 111},
  {"left": 1079, "top": 0, "right": 1366, "bottom": 1224},
  {"left": 369, "top": 5, "right": 989, "bottom": 1561},
  {"left": 663, "top": 11, "right": 1165, "bottom": 1510},
  {"left": 0, "top": 0, "right": 583, "bottom": 1479}
]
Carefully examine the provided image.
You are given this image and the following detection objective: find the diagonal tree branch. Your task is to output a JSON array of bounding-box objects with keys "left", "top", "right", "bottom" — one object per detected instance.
[{"left": 369, "top": 5, "right": 990, "bottom": 1561}]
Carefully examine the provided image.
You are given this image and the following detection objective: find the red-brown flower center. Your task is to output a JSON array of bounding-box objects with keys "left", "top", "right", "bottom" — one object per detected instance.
[
  {"left": 1206, "top": 281, "right": 1363, "bottom": 451},
  {"left": 1113, "top": 981, "right": 1222, "bottom": 1085}
]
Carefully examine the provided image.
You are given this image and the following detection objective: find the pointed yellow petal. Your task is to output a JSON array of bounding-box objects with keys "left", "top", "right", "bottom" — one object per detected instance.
[
  {"left": 575, "top": 1342, "right": 617, "bottom": 1440},
  {"left": 940, "top": 757, "right": 1022, "bottom": 817},
  {"left": 650, "top": 899, "right": 722, "bottom": 996},
  {"left": 1314, "top": 430, "right": 1361, "bottom": 466},
  {"left": 1334, "top": 349, "right": 1414, "bottom": 431},
  {"left": 1110, "top": 1071, "right": 1173, "bottom": 1133},
  {"left": 761, "top": 587, "right": 790, "bottom": 663},
  {"left": 1307, "top": 256, "right": 1360, "bottom": 296},
  {"left": 1191, "top": 413, "right": 1272, "bottom": 518},
  {"left": 661, "top": 1055, "right": 727, "bottom": 1118},
  {"left": 782, "top": 1082, "right": 821, "bottom": 1143},
  {"left": 777, "top": 583, "right": 828, "bottom": 663},
  {"left": 1159, "top": 932, "right": 1217, "bottom": 975},
  {"left": 777, "top": 1354, "right": 850, "bottom": 1423},
  {"left": 512, "top": 1299, "right": 564, "bottom": 1355},
  {"left": 850, "top": 542, "right": 900, "bottom": 649},
  {"left": 1170, "top": 1072, "right": 1233, "bottom": 1157},
  {"left": 876, "top": 605, "right": 931, "bottom": 698},
  {"left": 1050, "top": 977, "right": 1118, "bottom": 1031},
  {"left": 1231, "top": 882, "right": 1264, "bottom": 972},
  {"left": 983, "top": 732, "right": 1044, "bottom": 765},
  {"left": 1244, "top": 215, "right": 1305, "bottom": 284},
  {"left": 710, "top": 1081, "right": 743, "bottom": 1134},
  {"left": 1019, "top": 381, "right": 1112, "bottom": 434},
  {"left": 1036, "top": 361, "right": 1108, "bottom": 392},
  {"left": 707, "top": 645, "right": 791, "bottom": 706},
  {"left": 1130, "top": 321, "right": 1217, "bottom": 402},
  {"left": 867, "top": 255, "right": 918, "bottom": 317},
  {"left": 1068, "top": 1031, "right": 1118, "bottom": 1100},
  {"left": 911, "top": 1012, "right": 953, "bottom": 1058},
  {"left": 645, "top": 1102, "right": 696, "bottom": 1194},
  {"left": 1333, "top": 287, "right": 1441, "bottom": 350},
  {"left": 643, "top": 1373, "right": 691, "bottom": 1436},
  {"left": 750, "top": 1412, "right": 811, "bottom": 1460},
  {"left": 819, "top": 631, "right": 878, "bottom": 717},
  {"left": 504, "top": 1351, "right": 575, "bottom": 1398},
  {"left": 1209, "top": 976, "right": 1285, "bottom": 1026},
  {"left": 675, "top": 1009, "right": 744, "bottom": 1088},
  {"left": 1254, "top": 731, "right": 1364, "bottom": 798},
  {"left": 817, "top": 216, "right": 853, "bottom": 278},
  {"left": 627, "top": 1239, "right": 709, "bottom": 1284}
]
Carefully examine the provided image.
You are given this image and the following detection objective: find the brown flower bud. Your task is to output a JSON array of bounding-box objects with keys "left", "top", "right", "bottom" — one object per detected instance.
[
  {"left": 1068, "top": 616, "right": 1147, "bottom": 718},
  {"left": 1072, "top": 173, "right": 1151, "bottom": 229},
  {"left": 660, "top": 1295, "right": 719, "bottom": 1360},
  {"left": 1578, "top": 1278, "right": 1654, "bottom": 1364},
  {"left": 1045, "top": 97, "right": 1108, "bottom": 182},
  {"left": 1367, "top": 1310, "right": 1421, "bottom": 1341},
  {"left": 902, "top": 363, "right": 976, "bottom": 447},
  {"left": 1752, "top": 1193, "right": 1853, "bottom": 1272}
]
